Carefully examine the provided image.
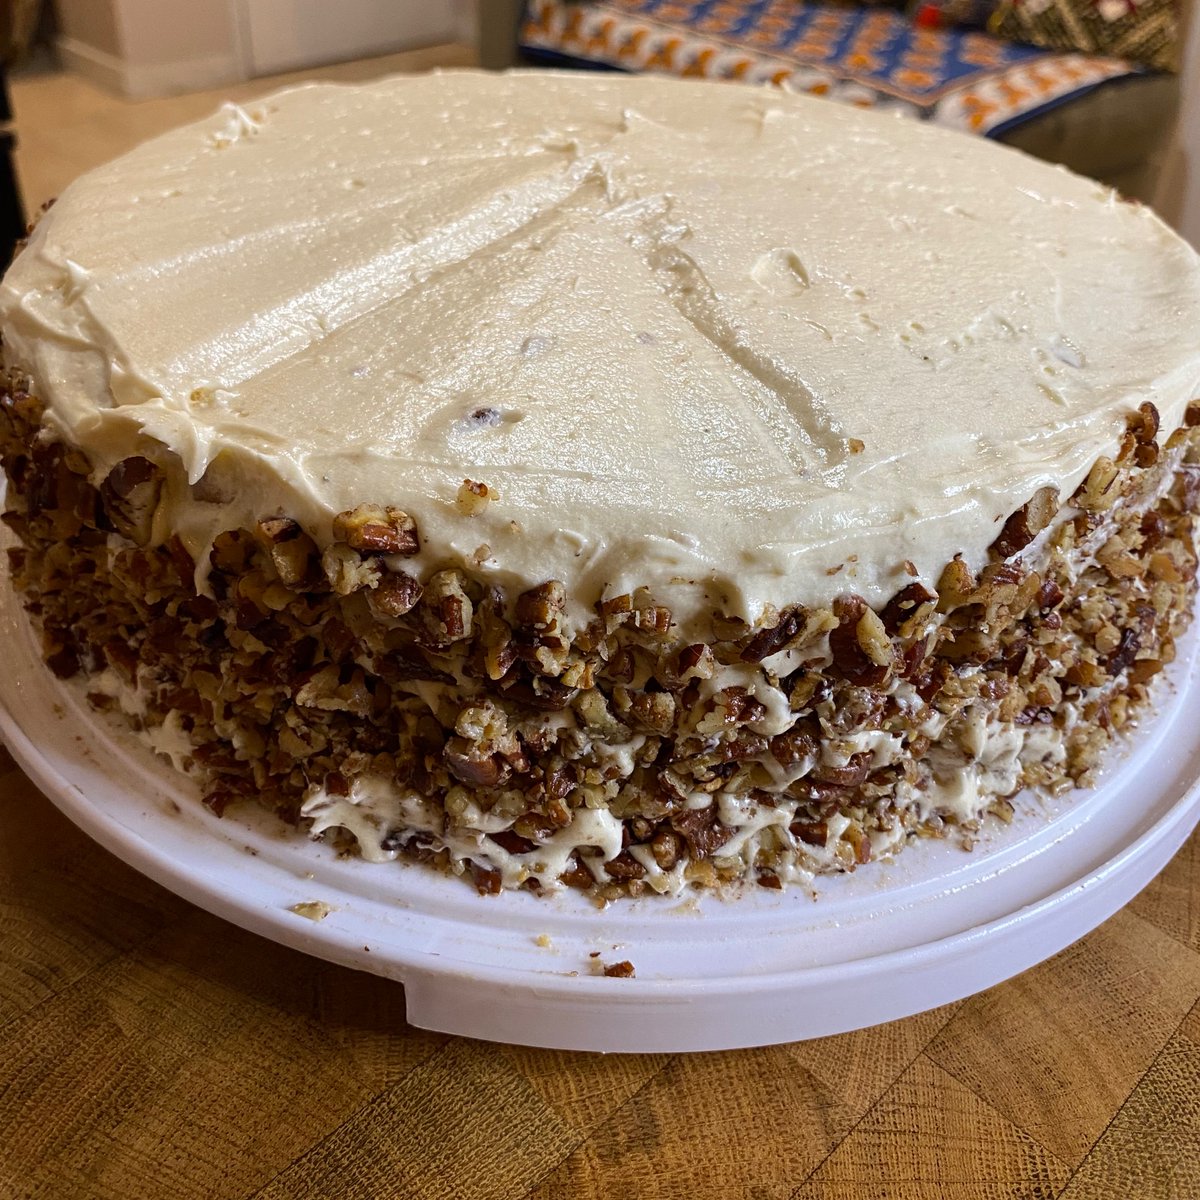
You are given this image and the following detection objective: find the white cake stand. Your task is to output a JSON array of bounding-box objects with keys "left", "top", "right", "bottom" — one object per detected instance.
[{"left": 2, "top": 565, "right": 1198, "bottom": 1053}]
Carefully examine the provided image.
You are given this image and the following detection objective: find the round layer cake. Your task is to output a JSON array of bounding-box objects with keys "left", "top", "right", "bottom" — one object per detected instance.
[{"left": 2, "top": 71, "right": 1199, "bottom": 896}]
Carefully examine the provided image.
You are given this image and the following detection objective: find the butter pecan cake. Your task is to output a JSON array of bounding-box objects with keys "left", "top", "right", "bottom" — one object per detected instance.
[{"left": 3, "top": 71, "right": 1200, "bottom": 898}]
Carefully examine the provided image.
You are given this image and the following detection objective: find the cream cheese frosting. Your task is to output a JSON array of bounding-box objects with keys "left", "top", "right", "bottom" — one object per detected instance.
[{"left": 5, "top": 69, "right": 1200, "bottom": 631}]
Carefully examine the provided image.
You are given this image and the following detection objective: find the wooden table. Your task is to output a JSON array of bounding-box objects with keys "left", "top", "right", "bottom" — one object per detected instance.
[{"left": 2, "top": 742, "right": 1197, "bottom": 1200}]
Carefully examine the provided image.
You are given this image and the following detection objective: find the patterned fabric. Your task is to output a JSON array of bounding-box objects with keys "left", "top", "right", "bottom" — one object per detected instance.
[
  {"left": 992, "top": 0, "right": 1178, "bottom": 72},
  {"left": 519, "top": 0, "right": 1143, "bottom": 134}
]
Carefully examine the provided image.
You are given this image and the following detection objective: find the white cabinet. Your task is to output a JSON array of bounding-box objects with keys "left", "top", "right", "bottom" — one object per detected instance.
[
  {"left": 54, "top": 0, "right": 473, "bottom": 99},
  {"left": 237, "top": 0, "right": 469, "bottom": 76}
]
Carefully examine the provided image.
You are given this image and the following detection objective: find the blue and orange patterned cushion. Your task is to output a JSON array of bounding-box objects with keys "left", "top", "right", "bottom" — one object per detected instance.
[{"left": 519, "top": 0, "right": 1144, "bottom": 135}]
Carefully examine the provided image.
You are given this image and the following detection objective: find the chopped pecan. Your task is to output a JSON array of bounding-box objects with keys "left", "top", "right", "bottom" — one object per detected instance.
[
  {"left": 515, "top": 623, "right": 570, "bottom": 678},
  {"left": 740, "top": 606, "right": 806, "bottom": 663},
  {"left": 790, "top": 819, "right": 828, "bottom": 846},
  {"left": 672, "top": 804, "right": 731, "bottom": 860},
  {"left": 293, "top": 665, "right": 371, "bottom": 716},
  {"left": 560, "top": 658, "right": 595, "bottom": 689},
  {"left": 323, "top": 771, "right": 351, "bottom": 797},
  {"left": 202, "top": 788, "right": 237, "bottom": 818},
  {"left": 650, "top": 828, "right": 683, "bottom": 870},
  {"left": 209, "top": 529, "right": 253, "bottom": 575},
  {"left": 675, "top": 643, "right": 715, "bottom": 682},
  {"left": 1129, "top": 658, "right": 1163, "bottom": 685},
  {"left": 1037, "top": 579, "right": 1064, "bottom": 612},
  {"left": 787, "top": 671, "right": 825, "bottom": 711},
  {"left": 974, "top": 561, "right": 1025, "bottom": 622},
  {"left": 544, "top": 766, "right": 574, "bottom": 801},
  {"left": 368, "top": 570, "right": 423, "bottom": 618},
  {"left": 938, "top": 628, "right": 995, "bottom": 664},
  {"left": 770, "top": 725, "right": 817, "bottom": 767},
  {"left": 103, "top": 638, "right": 139, "bottom": 684},
  {"left": 601, "top": 647, "right": 636, "bottom": 684},
  {"left": 256, "top": 515, "right": 301, "bottom": 544},
  {"left": 855, "top": 606, "right": 894, "bottom": 668},
  {"left": 993, "top": 486, "right": 1059, "bottom": 558},
  {"left": 599, "top": 593, "right": 632, "bottom": 619},
  {"left": 515, "top": 580, "right": 565, "bottom": 629},
  {"left": 1075, "top": 456, "right": 1120, "bottom": 512},
  {"left": 558, "top": 856, "right": 594, "bottom": 890},
  {"left": 513, "top": 812, "right": 559, "bottom": 842},
  {"left": 470, "top": 862, "right": 502, "bottom": 895},
  {"left": 656, "top": 769, "right": 690, "bottom": 808},
  {"left": 1181, "top": 465, "right": 1200, "bottom": 511},
  {"left": 1148, "top": 552, "right": 1182, "bottom": 583},
  {"left": 321, "top": 617, "right": 358, "bottom": 661},
  {"left": 829, "top": 595, "right": 889, "bottom": 686},
  {"left": 900, "top": 638, "right": 928, "bottom": 681},
  {"left": 256, "top": 517, "right": 317, "bottom": 587},
  {"left": 812, "top": 752, "right": 872, "bottom": 787},
  {"left": 321, "top": 543, "right": 380, "bottom": 595},
  {"left": 271, "top": 536, "right": 318, "bottom": 587},
  {"left": 604, "top": 851, "right": 646, "bottom": 881},
  {"left": 100, "top": 456, "right": 162, "bottom": 544},
  {"left": 1015, "top": 705, "right": 1055, "bottom": 727},
  {"left": 545, "top": 794, "right": 572, "bottom": 826},
  {"left": 372, "top": 643, "right": 447, "bottom": 683},
  {"left": 475, "top": 587, "right": 516, "bottom": 681},
  {"left": 723, "top": 731, "right": 769, "bottom": 762},
  {"left": 489, "top": 829, "right": 536, "bottom": 855},
  {"left": 633, "top": 605, "right": 672, "bottom": 637},
  {"left": 1104, "top": 628, "right": 1140, "bottom": 676},
  {"left": 697, "top": 686, "right": 766, "bottom": 734},
  {"left": 498, "top": 673, "right": 578, "bottom": 712},
  {"left": 45, "top": 644, "right": 80, "bottom": 679},
  {"left": 1097, "top": 534, "right": 1143, "bottom": 580},
  {"left": 615, "top": 688, "right": 676, "bottom": 734},
  {"left": 332, "top": 504, "right": 419, "bottom": 555},
  {"left": 419, "top": 569, "right": 473, "bottom": 645},
  {"left": 880, "top": 582, "right": 936, "bottom": 634},
  {"left": 1065, "top": 659, "right": 1105, "bottom": 689},
  {"left": 1128, "top": 401, "right": 1160, "bottom": 445},
  {"left": 444, "top": 737, "right": 506, "bottom": 787},
  {"left": 1115, "top": 431, "right": 1138, "bottom": 467},
  {"left": 843, "top": 824, "right": 872, "bottom": 866},
  {"left": 1140, "top": 510, "right": 1166, "bottom": 553},
  {"left": 935, "top": 556, "right": 976, "bottom": 611},
  {"left": 456, "top": 478, "right": 498, "bottom": 516},
  {"left": 165, "top": 535, "right": 195, "bottom": 584}
]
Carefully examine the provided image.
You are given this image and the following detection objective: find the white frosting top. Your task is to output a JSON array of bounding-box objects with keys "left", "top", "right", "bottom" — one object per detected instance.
[{"left": 5, "top": 70, "right": 1200, "bottom": 629}]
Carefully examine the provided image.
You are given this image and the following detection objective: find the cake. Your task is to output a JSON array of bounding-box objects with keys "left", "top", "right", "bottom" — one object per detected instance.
[{"left": 2, "top": 71, "right": 1199, "bottom": 898}]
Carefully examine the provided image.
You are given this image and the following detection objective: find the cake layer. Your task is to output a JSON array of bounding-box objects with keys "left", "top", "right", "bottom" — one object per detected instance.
[{"left": 4, "top": 72, "right": 1200, "bottom": 632}]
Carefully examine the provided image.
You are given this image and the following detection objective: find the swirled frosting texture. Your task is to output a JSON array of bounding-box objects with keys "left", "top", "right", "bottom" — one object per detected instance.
[{"left": 5, "top": 71, "right": 1200, "bottom": 628}]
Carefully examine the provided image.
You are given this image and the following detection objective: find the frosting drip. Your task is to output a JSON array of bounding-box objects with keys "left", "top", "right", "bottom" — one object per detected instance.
[{"left": 5, "top": 71, "right": 1200, "bottom": 631}]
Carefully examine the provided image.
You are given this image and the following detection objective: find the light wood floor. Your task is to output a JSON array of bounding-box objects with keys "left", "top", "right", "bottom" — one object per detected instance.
[{"left": 9, "top": 42, "right": 477, "bottom": 217}]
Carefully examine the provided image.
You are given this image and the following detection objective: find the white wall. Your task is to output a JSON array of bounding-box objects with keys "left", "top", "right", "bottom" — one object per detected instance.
[
  {"left": 53, "top": 0, "right": 474, "bottom": 99},
  {"left": 238, "top": 0, "right": 464, "bottom": 77},
  {"left": 1156, "top": 6, "right": 1200, "bottom": 246},
  {"left": 54, "top": 0, "right": 242, "bottom": 97}
]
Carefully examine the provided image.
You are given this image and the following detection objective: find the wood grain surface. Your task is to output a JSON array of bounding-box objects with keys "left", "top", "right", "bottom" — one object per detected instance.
[{"left": 1, "top": 742, "right": 1197, "bottom": 1200}]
